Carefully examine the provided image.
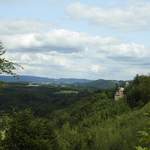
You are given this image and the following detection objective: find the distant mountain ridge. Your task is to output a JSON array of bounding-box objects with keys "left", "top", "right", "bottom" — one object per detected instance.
[
  {"left": 0, "top": 75, "right": 51, "bottom": 83},
  {"left": 0, "top": 75, "right": 124, "bottom": 89},
  {"left": 78, "top": 79, "right": 125, "bottom": 89},
  {"left": 0, "top": 75, "right": 92, "bottom": 84}
]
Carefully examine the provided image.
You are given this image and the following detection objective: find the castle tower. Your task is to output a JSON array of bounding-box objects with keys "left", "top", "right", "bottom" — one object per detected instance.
[{"left": 114, "top": 87, "right": 124, "bottom": 101}]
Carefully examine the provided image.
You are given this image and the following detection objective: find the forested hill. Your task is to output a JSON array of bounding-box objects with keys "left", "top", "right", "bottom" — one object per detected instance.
[
  {"left": 0, "top": 75, "right": 125, "bottom": 89},
  {"left": 0, "top": 75, "right": 91, "bottom": 84},
  {"left": 0, "top": 75, "right": 149, "bottom": 150},
  {"left": 77, "top": 79, "right": 125, "bottom": 89}
]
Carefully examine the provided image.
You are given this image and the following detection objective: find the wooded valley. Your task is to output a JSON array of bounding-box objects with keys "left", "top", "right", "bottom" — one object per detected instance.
[{"left": 0, "top": 75, "right": 149, "bottom": 150}]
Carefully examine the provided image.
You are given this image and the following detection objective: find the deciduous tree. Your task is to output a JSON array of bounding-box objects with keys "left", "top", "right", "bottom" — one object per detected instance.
[{"left": 0, "top": 42, "right": 17, "bottom": 75}]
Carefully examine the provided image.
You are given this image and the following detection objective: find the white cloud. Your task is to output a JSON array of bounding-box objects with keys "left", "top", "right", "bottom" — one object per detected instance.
[
  {"left": 1, "top": 20, "right": 150, "bottom": 79},
  {"left": 91, "top": 65, "right": 103, "bottom": 73},
  {"left": 2, "top": 26, "right": 148, "bottom": 58},
  {"left": 0, "top": 20, "right": 54, "bottom": 35},
  {"left": 67, "top": 1, "right": 150, "bottom": 30}
]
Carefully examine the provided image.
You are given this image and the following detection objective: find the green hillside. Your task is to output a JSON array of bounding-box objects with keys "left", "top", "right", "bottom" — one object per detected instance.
[
  {"left": 0, "top": 75, "right": 149, "bottom": 150},
  {"left": 75, "top": 79, "right": 125, "bottom": 89}
]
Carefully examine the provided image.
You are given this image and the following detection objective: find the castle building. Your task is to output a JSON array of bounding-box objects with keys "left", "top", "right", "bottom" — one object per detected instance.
[{"left": 114, "top": 87, "right": 124, "bottom": 101}]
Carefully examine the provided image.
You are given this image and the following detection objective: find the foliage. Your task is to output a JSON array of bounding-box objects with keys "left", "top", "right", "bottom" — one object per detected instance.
[
  {"left": 126, "top": 74, "right": 150, "bottom": 107},
  {"left": 0, "top": 74, "right": 150, "bottom": 149},
  {"left": 136, "top": 112, "right": 150, "bottom": 150},
  {"left": 1, "top": 109, "right": 58, "bottom": 150},
  {"left": 0, "top": 42, "right": 17, "bottom": 75}
]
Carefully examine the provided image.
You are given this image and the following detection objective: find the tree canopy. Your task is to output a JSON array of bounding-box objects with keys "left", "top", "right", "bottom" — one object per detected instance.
[
  {"left": 0, "top": 42, "right": 16, "bottom": 75},
  {"left": 126, "top": 74, "right": 150, "bottom": 107}
]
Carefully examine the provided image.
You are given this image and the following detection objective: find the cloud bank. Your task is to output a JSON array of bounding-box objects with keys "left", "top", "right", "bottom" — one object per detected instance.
[
  {"left": 0, "top": 20, "right": 149, "bottom": 79},
  {"left": 67, "top": 1, "right": 150, "bottom": 31}
]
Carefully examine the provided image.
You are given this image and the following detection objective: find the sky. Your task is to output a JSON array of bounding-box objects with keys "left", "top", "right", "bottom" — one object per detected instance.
[{"left": 0, "top": 0, "right": 150, "bottom": 80}]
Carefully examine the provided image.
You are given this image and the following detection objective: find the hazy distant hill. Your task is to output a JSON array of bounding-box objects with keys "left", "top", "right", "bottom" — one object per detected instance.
[
  {"left": 0, "top": 75, "right": 51, "bottom": 83},
  {"left": 0, "top": 75, "right": 91, "bottom": 85},
  {"left": 78, "top": 79, "right": 124, "bottom": 89},
  {"left": 0, "top": 75, "right": 124, "bottom": 89}
]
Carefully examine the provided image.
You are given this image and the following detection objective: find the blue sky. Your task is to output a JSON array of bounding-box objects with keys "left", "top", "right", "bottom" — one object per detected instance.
[{"left": 0, "top": 0, "right": 150, "bottom": 80}]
